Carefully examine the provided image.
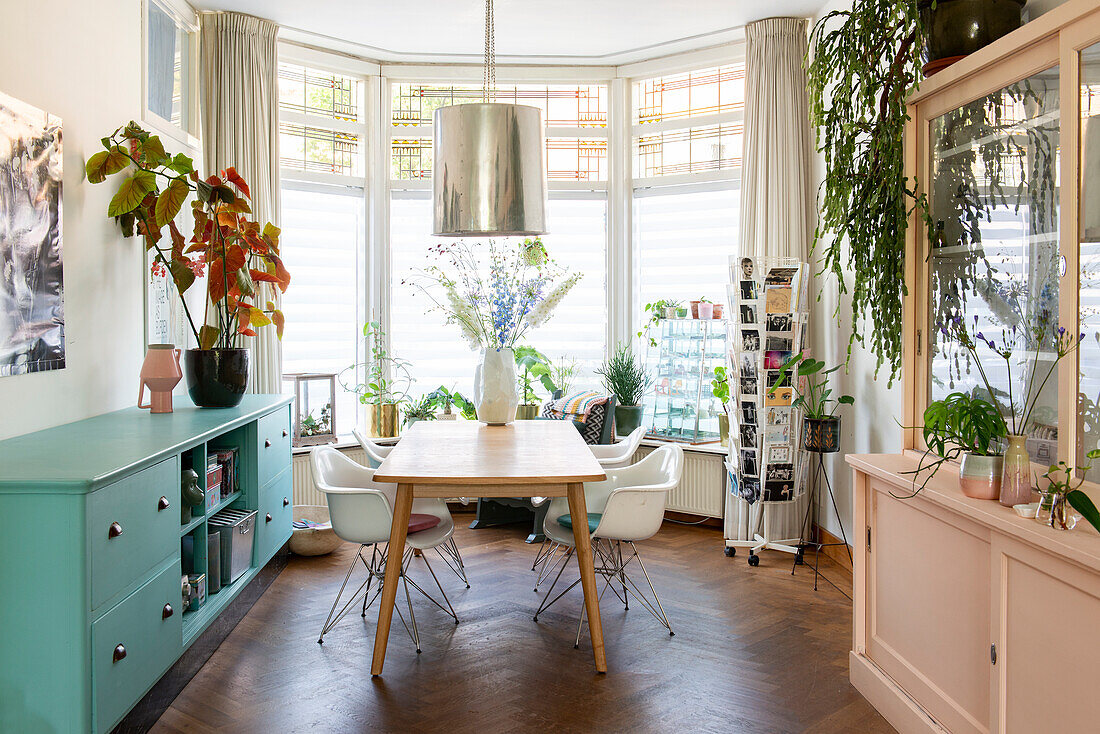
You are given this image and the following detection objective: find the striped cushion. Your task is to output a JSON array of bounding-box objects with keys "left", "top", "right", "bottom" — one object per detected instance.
[{"left": 556, "top": 512, "right": 602, "bottom": 533}]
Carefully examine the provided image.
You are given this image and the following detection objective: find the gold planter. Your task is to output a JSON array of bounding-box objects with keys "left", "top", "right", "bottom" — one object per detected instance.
[
  {"left": 718, "top": 414, "right": 729, "bottom": 447},
  {"left": 515, "top": 404, "right": 540, "bottom": 420},
  {"left": 366, "top": 403, "right": 399, "bottom": 438}
]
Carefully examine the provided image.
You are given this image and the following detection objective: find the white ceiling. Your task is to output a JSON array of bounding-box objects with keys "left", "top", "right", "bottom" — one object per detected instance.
[{"left": 192, "top": 0, "right": 828, "bottom": 65}]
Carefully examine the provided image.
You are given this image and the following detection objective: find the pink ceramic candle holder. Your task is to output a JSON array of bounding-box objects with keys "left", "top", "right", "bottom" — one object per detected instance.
[{"left": 139, "top": 344, "right": 183, "bottom": 414}]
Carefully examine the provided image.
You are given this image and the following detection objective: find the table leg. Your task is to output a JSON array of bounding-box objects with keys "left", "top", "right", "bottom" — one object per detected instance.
[
  {"left": 371, "top": 482, "right": 413, "bottom": 676},
  {"left": 567, "top": 482, "right": 607, "bottom": 673}
]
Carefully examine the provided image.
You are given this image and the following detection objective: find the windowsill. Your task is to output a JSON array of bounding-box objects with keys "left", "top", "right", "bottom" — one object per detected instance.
[{"left": 293, "top": 434, "right": 728, "bottom": 457}]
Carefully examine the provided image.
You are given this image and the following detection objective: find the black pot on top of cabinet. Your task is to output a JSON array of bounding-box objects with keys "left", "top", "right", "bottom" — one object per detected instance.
[
  {"left": 918, "top": 0, "right": 1026, "bottom": 76},
  {"left": 184, "top": 348, "right": 249, "bottom": 408}
]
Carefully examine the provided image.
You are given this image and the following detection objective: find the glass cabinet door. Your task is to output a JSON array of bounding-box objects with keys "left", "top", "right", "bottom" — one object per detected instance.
[
  {"left": 1079, "top": 41, "right": 1100, "bottom": 478},
  {"left": 928, "top": 66, "right": 1061, "bottom": 462}
]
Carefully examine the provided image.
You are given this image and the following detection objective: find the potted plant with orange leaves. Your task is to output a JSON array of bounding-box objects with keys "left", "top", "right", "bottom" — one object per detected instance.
[{"left": 87, "top": 122, "right": 290, "bottom": 406}]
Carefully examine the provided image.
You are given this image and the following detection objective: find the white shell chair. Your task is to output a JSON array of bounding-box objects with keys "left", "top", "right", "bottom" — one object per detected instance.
[
  {"left": 310, "top": 446, "right": 463, "bottom": 652},
  {"left": 353, "top": 426, "right": 469, "bottom": 587},
  {"left": 531, "top": 426, "right": 648, "bottom": 588},
  {"left": 532, "top": 444, "right": 684, "bottom": 647}
]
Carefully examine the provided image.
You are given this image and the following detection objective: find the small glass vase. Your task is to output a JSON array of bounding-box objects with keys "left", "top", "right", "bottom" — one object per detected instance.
[
  {"left": 999, "top": 434, "right": 1033, "bottom": 507},
  {"left": 1036, "top": 491, "right": 1079, "bottom": 531}
]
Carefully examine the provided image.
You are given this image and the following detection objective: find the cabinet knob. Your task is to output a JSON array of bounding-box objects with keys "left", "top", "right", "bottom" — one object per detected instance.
[
  {"left": 265, "top": 513, "right": 273, "bottom": 523},
  {"left": 108, "top": 522, "right": 123, "bottom": 539},
  {"left": 282, "top": 429, "right": 288, "bottom": 438},
  {"left": 283, "top": 497, "right": 289, "bottom": 507},
  {"left": 162, "top": 603, "right": 174, "bottom": 620},
  {"left": 157, "top": 496, "right": 170, "bottom": 511},
  {"left": 265, "top": 439, "right": 272, "bottom": 448},
  {"left": 113, "top": 644, "right": 127, "bottom": 663}
]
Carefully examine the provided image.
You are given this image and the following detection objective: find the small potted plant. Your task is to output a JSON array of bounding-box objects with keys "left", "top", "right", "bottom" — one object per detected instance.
[
  {"left": 769, "top": 352, "right": 854, "bottom": 453},
  {"left": 711, "top": 365, "right": 731, "bottom": 446},
  {"left": 514, "top": 346, "right": 555, "bottom": 420},
  {"left": 1036, "top": 449, "right": 1100, "bottom": 531},
  {"left": 403, "top": 394, "right": 438, "bottom": 427},
  {"left": 689, "top": 300, "right": 702, "bottom": 319},
  {"left": 340, "top": 321, "right": 412, "bottom": 438},
  {"left": 712, "top": 302, "right": 724, "bottom": 320},
  {"left": 638, "top": 300, "right": 681, "bottom": 347},
  {"left": 551, "top": 356, "right": 580, "bottom": 396},
  {"left": 428, "top": 385, "right": 477, "bottom": 421},
  {"left": 697, "top": 298, "right": 714, "bottom": 320},
  {"left": 909, "top": 391, "right": 1007, "bottom": 499},
  {"left": 597, "top": 343, "right": 652, "bottom": 437}
]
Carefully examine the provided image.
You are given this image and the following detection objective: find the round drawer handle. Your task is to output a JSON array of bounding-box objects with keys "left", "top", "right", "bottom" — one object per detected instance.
[
  {"left": 265, "top": 439, "right": 272, "bottom": 448},
  {"left": 157, "top": 496, "right": 170, "bottom": 511},
  {"left": 108, "top": 522, "right": 123, "bottom": 539},
  {"left": 113, "top": 644, "right": 127, "bottom": 663},
  {"left": 282, "top": 429, "right": 288, "bottom": 438},
  {"left": 283, "top": 497, "right": 290, "bottom": 507},
  {"left": 162, "top": 603, "right": 174, "bottom": 620}
]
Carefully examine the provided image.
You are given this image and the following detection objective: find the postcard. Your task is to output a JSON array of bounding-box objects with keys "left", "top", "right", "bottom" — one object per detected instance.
[
  {"left": 740, "top": 377, "right": 758, "bottom": 395},
  {"left": 765, "top": 387, "right": 793, "bottom": 406},
  {"left": 741, "top": 400, "right": 758, "bottom": 425},
  {"left": 741, "top": 329, "right": 760, "bottom": 352},
  {"left": 763, "top": 480, "right": 795, "bottom": 502},
  {"left": 766, "top": 314, "right": 792, "bottom": 332},
  {"left": 768, "top": 445, "right": 791, "bottom": 463},
  {"left": 740, "top": 304, "right": 757, "bottom": 324},
  {"left": 765, "top": 286, "right": 792, "bottom": 314},
  {"left": 764, "top": 423, "right": 790, "bottom": 444},
  {"left": 740, "top": 448, "right": 759, "bottom": 477},
  {"left": 766, "top": 407, "right": 791, "bottom": 426},
  {"left": 763, "top": 350, "right": 792, "bottom": 370},
  {"left": 740, "top": 424, "right": 757, "bottom": 448},
  {"left": 740, "top": 280, "right": 758, "bottom": 301},
  {"left": 766, "top": 336, "right": 793, "bottom": 352},
  {"left": 766, "top": 462, "right": 794, "bottom": 482}
]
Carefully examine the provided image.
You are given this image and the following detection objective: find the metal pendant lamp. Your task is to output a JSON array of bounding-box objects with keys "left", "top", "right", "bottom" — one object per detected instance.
[{"left": 432, "top": 0, "right": 547, "bottom": 236}]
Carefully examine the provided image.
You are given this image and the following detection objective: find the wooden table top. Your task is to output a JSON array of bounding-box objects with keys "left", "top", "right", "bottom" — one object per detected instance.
[{"left": 373, "top": 420, "right": 606, "bottom": 486}]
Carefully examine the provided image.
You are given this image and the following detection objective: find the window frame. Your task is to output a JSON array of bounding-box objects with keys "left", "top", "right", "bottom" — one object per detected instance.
[{"left": 141, "top": 0, "right": 200, "bottom": 150}]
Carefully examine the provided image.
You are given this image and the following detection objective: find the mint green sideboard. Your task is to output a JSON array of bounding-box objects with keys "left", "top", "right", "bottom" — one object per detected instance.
[{"left": 0, "top": 395, "right": 293, "bottom": 733}]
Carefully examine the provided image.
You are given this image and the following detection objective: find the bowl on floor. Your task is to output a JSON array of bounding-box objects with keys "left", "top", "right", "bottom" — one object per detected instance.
[{"left": 289, "top": 505, "right": 343, "bottom": 556}]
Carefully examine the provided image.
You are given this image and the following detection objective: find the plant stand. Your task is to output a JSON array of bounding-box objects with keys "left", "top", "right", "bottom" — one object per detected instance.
[{"left": 790, "top": 450, "right": 852, "bottom": 591}]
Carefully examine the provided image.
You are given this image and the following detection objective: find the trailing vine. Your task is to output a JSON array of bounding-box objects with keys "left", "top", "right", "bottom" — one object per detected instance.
[{"left": 807, "top": 0, "right": 928, "bottom": 384}]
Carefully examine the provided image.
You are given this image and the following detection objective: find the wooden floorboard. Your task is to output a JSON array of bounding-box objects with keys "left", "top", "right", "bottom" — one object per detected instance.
[{"left": 153, "top": 521, "right": 892, "bottom": 734}]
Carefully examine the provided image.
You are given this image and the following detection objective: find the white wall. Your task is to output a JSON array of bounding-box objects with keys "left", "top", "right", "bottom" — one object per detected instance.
[
  {"left": 808, "top": 0, "right": 1072, "bottom": 543},
  {"left": 0, "top": 0, "right": 146, "bottom": 441}
]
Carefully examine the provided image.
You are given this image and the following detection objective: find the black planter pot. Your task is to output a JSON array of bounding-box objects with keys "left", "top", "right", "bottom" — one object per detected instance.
[
  {"left": 918, "top": 0, "right": 1025, "bottom": 75},
  {"left": 184, "top": 348, "right": 249, "bottom": 408},
  {"left": 803, "top": 416, "right": 842, "bottom": 454}
]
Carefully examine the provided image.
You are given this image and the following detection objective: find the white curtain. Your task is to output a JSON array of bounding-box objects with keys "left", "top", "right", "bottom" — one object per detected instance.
[
  {"left": 199, "top": 12, "right": 282, "bottom": 393},
  {"left": 739, "top": 17, "right": 813, "bottom": 262}
]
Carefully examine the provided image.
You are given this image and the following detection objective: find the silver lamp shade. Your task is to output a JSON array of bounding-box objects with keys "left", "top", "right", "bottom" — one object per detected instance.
[{"left": 432, "top": 103, "right": 547, "bottom": 236}]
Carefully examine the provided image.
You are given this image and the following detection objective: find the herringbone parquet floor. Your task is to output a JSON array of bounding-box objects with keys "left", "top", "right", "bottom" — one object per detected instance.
[{"left": 152, "top": 519, "right": 894, "bottom": 734}]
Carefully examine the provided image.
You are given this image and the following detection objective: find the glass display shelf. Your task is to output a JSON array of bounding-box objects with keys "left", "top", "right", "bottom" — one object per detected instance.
[{"left": 643, "top": 318, "right": 727, "bottom": 444}]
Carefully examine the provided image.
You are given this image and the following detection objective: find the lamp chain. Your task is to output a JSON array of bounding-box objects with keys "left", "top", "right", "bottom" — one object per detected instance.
[{"left": 483, "top": 0, "right": 496, "bottom": 102}]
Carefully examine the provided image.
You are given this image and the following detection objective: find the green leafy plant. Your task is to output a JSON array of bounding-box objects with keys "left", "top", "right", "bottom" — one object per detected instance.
[
  {"left": 768, "top": 352, "right": 854, "bottom": 419},
  {"left": 1041, "top": 450, "right": 1100, "bottom": 532},
  {"left": 403, "top": 395, "right": 438, "bottom": 426},
  {"left": 87, "top": 122, "right": 289, "bottom": 350},
  {"left": 340, "top": 321, "right": 413, "bottom": 407},
  {"left": 637, "top": 300, "right": 682, "bottom": 347},
  {"left": 427, "top": 385, "right": 477, "bottom": 420},
  {"left": 698, "top": 297, "right": 712, "bottom": 304},
  {"left": 300, "top": 404, "right": 332, "bottom": 437},
  {"left": 514, "top": 346, "right": 556, "bottom": 406},
  {"left": 902, "top": 392, "right": 1008, "bottom": 495},
  {"left": 808, "top": 2, "right": 927, "bottom": 383},
  {"left": 711, "top": 366, "right": 731, "bottom": 416},
  {"left": 597, "top": 344, "right": 652, "bottom": 408}
]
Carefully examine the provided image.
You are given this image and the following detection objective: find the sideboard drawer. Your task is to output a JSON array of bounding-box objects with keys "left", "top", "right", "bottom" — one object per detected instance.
[
  {"left": 257, "top": 407, "right": 291, "bottom": 488},
  {"left": 91, "top": 560, "right": 182, "bottom": 733},
  {"left": 88, "top": 457, "right": 180, "bottom": 611},
  {"left": 256, "top": 468, "right": 293, "bottom": 563}
]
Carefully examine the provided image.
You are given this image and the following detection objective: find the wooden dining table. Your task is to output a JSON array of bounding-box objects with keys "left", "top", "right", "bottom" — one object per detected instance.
[{"left": 371, "top": 420, "right": 608, "bottom": 674}]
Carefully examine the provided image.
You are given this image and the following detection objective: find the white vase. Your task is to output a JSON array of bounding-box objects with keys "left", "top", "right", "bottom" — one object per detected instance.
[{"left": 474, "top": 347, "right": 519, "bottom": 425}]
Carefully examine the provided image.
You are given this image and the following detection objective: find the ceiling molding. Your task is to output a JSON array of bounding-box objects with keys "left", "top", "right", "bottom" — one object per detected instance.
[{"left": 278, "top": 22, "right": 748, "bottom": 68}]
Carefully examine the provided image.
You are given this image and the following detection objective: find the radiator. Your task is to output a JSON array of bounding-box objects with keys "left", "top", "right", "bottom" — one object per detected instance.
[
  {"left": 292, "top": 446, "right": 368, "bottom": 508},
  {"left": 296, "top": 444, "right": 724, "bottom": 519},
  {"left": 633, "top": 445, "right": 724, "bottom": 518}
]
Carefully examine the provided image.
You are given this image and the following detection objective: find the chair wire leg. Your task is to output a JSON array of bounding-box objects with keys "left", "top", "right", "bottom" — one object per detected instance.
[
  {"left": 418, "top": 552, "right": 460, "bottom": 624},
  {"left": 618, "top": 540, "right": 629, "bottom": 611},
  {"left": 438, "top": 537, "right": 470, "bottom": 588},
  {"left": 533, "top": 547, "right": 579, "bottom": 620},
  {"left": 534, "top": 542, "right": 565, "bottom": 591},
  {"left": 318, "top": 545, "right": 370, "bottom": 644},
  {"left": 400, "top": 550, "right": 421, "bottom": 654},
  {"left": 627, "top": 542, "right": 674, "bottom": 636},
  {"left": 531, "top": 538, "right": 549, "bottom": 570}
]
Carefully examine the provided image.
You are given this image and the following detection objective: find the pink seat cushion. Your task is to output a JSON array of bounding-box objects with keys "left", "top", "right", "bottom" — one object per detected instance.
[{"left": 407, "top": 513, "right": 441, "bottom": 534}]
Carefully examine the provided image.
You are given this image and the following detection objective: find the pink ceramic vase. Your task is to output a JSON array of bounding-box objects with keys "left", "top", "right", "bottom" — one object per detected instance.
[{"left": 139, "top": 344, "right": 183, "bottom": 414}]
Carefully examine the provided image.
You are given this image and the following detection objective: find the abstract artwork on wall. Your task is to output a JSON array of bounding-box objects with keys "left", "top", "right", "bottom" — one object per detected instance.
[{"left": 0, "top": 91, "right": 64, "bottom": 376}]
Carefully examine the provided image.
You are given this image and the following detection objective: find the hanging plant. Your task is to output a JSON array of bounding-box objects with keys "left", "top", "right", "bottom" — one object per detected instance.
[{"left": 807, "top": 0, "right": 928, "bottom": 383}]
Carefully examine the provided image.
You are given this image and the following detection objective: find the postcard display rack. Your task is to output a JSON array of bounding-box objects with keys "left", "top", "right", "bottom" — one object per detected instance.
[{"left": 723, "top": 257, "right": 810, "bottom": 565}]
